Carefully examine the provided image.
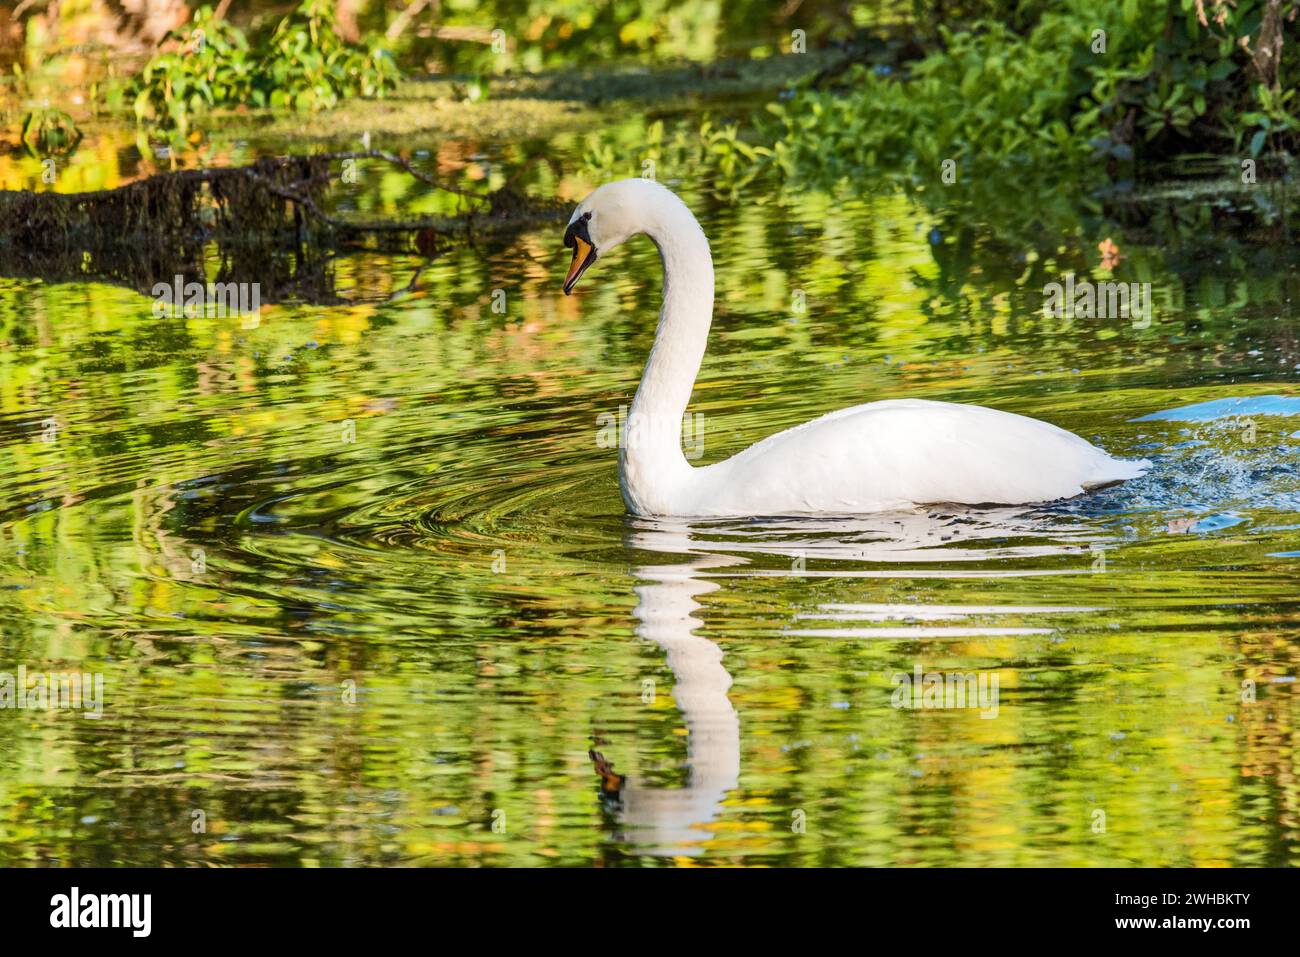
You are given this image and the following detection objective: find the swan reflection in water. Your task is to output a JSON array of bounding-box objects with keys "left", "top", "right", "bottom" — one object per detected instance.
[
  {"left": 590, "top": 506, "right": 1104, "bottom": 857},
  {"left": 590, "top": 521, "right": 741, "bottom": 856}
]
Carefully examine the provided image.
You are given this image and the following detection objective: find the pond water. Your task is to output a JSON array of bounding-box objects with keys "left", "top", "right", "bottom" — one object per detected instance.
[{"left": 1, "top": 119, "right": 1299, "bottom": 866}]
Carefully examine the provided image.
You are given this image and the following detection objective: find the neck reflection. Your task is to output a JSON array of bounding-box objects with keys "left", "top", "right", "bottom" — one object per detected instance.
[{"left": 592, "top": 520, "right": 740, "bottom": 856}]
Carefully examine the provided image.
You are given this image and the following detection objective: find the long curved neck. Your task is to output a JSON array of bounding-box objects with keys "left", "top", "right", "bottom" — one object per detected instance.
[{"left": 620, "top": 204, "right": 715, "bottom": 513}]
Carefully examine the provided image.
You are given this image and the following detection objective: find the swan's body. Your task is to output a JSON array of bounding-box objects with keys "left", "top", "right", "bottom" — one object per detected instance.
[{"left": 562, "top": 179, "right": 1149, "bottom": 518}]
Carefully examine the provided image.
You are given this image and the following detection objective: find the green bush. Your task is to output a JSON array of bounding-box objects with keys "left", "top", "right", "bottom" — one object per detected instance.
[
  {"left": 764, "top": 0, "right": 1298, "bottom": 184},
  {"left": 129, "top": 2, "right": 399, "bottom": 136},
  {"left": 766, "top": 19, "right": 1094, "bottom": 182}
]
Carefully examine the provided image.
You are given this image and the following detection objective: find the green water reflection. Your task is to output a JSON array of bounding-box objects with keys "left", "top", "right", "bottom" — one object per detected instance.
[{"left": 1, "top": 119, "right": 1299, "bottom": 866}]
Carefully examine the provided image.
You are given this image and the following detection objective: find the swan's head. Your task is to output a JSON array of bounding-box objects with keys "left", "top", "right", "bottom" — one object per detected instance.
[{"left": 562, "top": 178, "right": 681, "bottom": 295}]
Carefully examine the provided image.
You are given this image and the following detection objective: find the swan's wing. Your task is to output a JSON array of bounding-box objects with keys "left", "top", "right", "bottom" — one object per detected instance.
[{"left": 692, "top": 399, "right": 1148, "bottom": 514}]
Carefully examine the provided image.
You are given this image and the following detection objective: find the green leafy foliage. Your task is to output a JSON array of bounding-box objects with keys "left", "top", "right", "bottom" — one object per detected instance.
[
  {"left": 129, "top": 2, "right": 399, "bottom": 136},
  {"left": 763, "top": 0, "right": 1298, "bottom": 185},
  {"left": 768, "top": 19, "right": 1094, "bottom": 183}
]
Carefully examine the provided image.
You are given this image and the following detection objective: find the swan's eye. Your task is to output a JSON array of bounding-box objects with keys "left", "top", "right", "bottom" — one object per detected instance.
[{"left": 564, "top": 211, "right": 594, "bottom": 250}]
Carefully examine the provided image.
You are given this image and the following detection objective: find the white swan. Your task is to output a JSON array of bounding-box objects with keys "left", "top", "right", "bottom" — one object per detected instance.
[{"left": 562, "top": 179, "right": 1150, "bottom": 517}]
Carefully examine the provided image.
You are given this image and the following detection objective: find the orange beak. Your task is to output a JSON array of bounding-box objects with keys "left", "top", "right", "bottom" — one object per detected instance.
[{"left": 563, "top": 236, "right": 596, "bottom": 295}]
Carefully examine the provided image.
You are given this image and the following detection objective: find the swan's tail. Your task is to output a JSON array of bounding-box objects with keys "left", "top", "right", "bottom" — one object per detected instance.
[{"left": 1082, "top": 455, "right": 1152, "bottom": 490}]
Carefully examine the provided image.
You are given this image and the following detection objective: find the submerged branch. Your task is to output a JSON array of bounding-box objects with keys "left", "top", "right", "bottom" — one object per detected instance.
[{"left": 0, "top": 152, "right": 563, "bottom": 303}]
